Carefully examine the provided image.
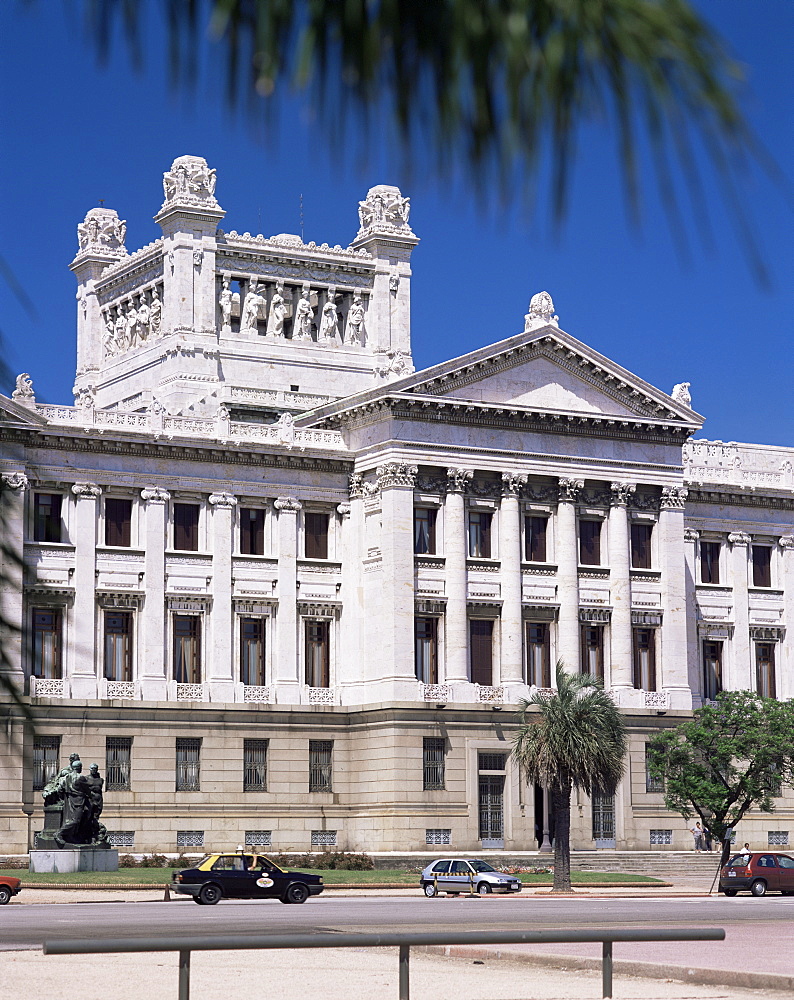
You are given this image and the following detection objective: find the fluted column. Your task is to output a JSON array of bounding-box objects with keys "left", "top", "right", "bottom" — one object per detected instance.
[
  {"left": 779, "top": 536, "right": 794, "bottom": 701},
  {"left": 140, "top": 486, "right": 170, "bottom": 701},
  {"left": 608, "top": 483, "right": 635, "bottom": 691},
  {"left": 683, "top": 528, "right": 700, "bottom": 699},
  {"left": 500, "top": 472, "right": 527, "bottom": 688},
  {"left": 444, "top": 469, "right": 472, "bottom": 684},
  {"left": 274, "top": 497, "right": 301, "bottom": 702},
  {"left": 0, "top": 473, "right": 28, "bottom": 689},
  {"left": 659, "top": 487, "right": 690, "bottom": 707},
  {"left": 728, "top": 531, "right": 752, "bottom": 691},
  {"left": 70, "top": 483, "right": 101, "bottom": 699},
  {"left": 556, "top": 479, "right": 583, "bottom": 674},
  {"left": 208, "top": 491, "right": 237, "bottom": 702}
]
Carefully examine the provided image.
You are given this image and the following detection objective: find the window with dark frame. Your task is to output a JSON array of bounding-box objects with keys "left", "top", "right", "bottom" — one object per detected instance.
[
  {"left": 305, "top": 619, "right": 330, "bottom": 687},
  {"left": 33, "top": 494, "right": 62, "bottom": 543},
  {"left": 414, "top": 617, "right": 438, "bottom": 684},
  {"left": 752, "top": 545, "right": 772, "bottom": 588},
  {"left": 524, "top": 516, "right": 548, "bottom": 563},
  {"left": 423, "top": 737, "right": 445, "bottom": 790},
  {"left": 105, "top": 737, "right": 132, "bottom": 791},
  {"left": 526, "top": 621, "right": 551, "bottom": 687},
  {"left": 645, "top": 745, "right": 664, "bottom": 793},
  {"left": 32, "top": 736, "right": 60, "bottom": 791},
  {"left": 580, "top": 625, "right": 604, "bottom": 681},
  {"left": 702, "top": 640, "right": 723, "bottom": 701},
  {"left": 173, "top": 615, "right": 201, "bottom": 683},
  {"left": 630, "top": 523, "right": 653, "bottom": 569},
  {"left": 173, "top": 503, "right": 200, "bottom": 551},
  {"left": 240, "top": 617, "right": 266, "bottom": 686},
  {"left": 175, "top": 737, "right": 201, "bottom": 791},
  {"left": 467, "top": 511, "right": 492, "bottom": 558},
  {"left": 105, "top": 497, "right": 132, "bottom": 547},
  {"left": 243, "top": 738, "right": 269, "bottom": 791},
  {"left": 470, "top": 619, "right": 494, "bottom": 685},
  {"left": 579, "top": 520, "right": 602, "bottom": 566},
  {"left": 32, "top": 608, "right": 62, "bottom": 679},
  {"left": 414, "top": 508, "right": 437, "bottom": 554},
  {"left": 304, "top": 512, "right": 329, "bottom": 559},
  {"left": 756, "top": 642, "right": 776, "bottom": 699},
  {"left": 309, "top": 739, "right": 333, "bottom": 792},
  {"left": 632, "top": 628, "right": 656, "bottom": 691},
  {"left": 700, "top": 541, "right": 721, "bottom": 584},
  {"left": 104, "top": 611, "right": 133, "bottom": 681},
  {"left": 239, "top": 507, "right": 265, "bottom": 555}
]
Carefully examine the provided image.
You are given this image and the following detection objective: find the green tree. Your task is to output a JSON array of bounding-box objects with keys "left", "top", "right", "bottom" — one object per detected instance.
[
  {"left": 512, "top": 662, "right": 627, "bottom": 892},
  {"left": 647, "top": 691, "right": 794, "bottom": 864}
]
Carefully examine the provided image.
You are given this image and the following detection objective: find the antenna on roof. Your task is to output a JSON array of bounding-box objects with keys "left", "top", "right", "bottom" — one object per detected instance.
[
  {"left": 300, "top": 193, "right": 304, "bottom": 242},
  {"left": 99, "top": 199, "right": 105, "bottom": 207}
]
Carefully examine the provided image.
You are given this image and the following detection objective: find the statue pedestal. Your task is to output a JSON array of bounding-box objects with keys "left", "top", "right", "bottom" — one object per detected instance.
[{"left": 30, "top": 848, "right": 119, "bottom": 873}]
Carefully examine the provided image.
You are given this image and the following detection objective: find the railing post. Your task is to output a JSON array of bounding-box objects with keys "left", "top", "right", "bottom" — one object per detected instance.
[
  {"left": 179, "top": 949, "right": 191, "bottom": 1000},
  {"left": 398, "top": 944, "right": 410, "bottom": 1000},
  {"left": 602, "top": 941, "right": 613, "bottom": 999}
]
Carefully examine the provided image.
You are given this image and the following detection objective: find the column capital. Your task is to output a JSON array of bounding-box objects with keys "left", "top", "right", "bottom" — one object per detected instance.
[
  {"left": 778, "top": 535, "right": 794, "bottom": 550},
  {"left": 71, "top": 481, "right": 102, "bottom": 500},
  {"left": 376, "top": 462, "right": 418, "bottom": 490},
  {"left": 274, "top": 496, "right": 301, "bottom": 513},
  {"left": 446, "top": 468, "right": 473, "bottom": 494},
  {"left": 0, "top": 472, "right": 29, "bottom": 492},
  {"left": 336, "top": 503, "right": 351, "bottom": 518},
  {"left": 610, "top": 482, "right": 636, "bottom": 506},
  {"left": 557, "top": 478, "right": 584, "bottom": 503},
  {"left": 141, "top": 486, "right": 171, "bottom": 505},
  {"left": 209, "top": 491, "right": 237, "bottom": 508},
  {"left": 501, "top": 472, "right": 528, "bottom": 497},
  {"left": 660, "top": 485, "right": 688, "bottom": 509},
  {"left": 684, "top": 527, "right": 700, "bottom": 543},
  {"left": 348, "top": 473, "right": 365, "bottom": 500},
  {"left": 728, "top": 531, "right": 752, "bottom": 547}
]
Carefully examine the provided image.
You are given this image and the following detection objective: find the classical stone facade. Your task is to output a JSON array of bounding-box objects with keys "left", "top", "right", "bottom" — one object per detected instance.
[{"left": 1, "top": 156, "right": 792, "bottom": 855}]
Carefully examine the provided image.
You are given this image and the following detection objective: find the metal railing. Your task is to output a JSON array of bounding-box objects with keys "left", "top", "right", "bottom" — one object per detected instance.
[{"left": 45, "top": 926, "right": 724, "bottom": 1000}]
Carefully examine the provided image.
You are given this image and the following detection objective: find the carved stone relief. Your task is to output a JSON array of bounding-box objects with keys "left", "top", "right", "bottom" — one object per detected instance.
[
  {"left": 161, "top": 155, "right": 219, "bottom": 210},
  {"left": 76, "top": 207, "right": 127, "bottom": 258}
]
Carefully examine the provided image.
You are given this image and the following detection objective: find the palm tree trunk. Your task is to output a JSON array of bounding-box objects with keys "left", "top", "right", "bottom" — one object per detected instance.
[{"left": 551, "top": 780, "right": 573, "bottom": 892}]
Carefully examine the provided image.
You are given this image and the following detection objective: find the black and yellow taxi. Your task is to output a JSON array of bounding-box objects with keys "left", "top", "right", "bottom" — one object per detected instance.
[{"left": 171, "top": 851, "right": 324, "bottom": 905}]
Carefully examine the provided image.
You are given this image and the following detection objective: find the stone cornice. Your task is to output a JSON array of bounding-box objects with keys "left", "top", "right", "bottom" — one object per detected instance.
[{"left": 686, "top": 487, "right": 794, "bottom": 512}]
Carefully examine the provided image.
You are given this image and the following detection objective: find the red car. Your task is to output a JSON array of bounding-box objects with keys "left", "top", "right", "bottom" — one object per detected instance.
[
  {"left": 0, "top": 876, "right": 22, "bottom": 904},
  {"left": 719, "top": 852, "right": 794, "bottom": 897}
]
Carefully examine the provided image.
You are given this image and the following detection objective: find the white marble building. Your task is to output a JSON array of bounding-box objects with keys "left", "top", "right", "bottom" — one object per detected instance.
[{"left": 1, "top": 156, "right": 792, "bottom": 855}]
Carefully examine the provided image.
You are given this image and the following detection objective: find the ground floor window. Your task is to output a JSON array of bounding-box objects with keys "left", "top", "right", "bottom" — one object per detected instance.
[
  {"left": 311, "top": 830, "right": 337, "bottom": 847},
  {"left": 591, "top": 792, "right": 615, "bottom": 844},
  {"left": 105, "top": 736, "right": 132, "bottom": 791},
  {"left": 243, "top": 738, "right": 269, "bottom": 791},
  {"left": 175, "top": 737, "right": 201, "bottom": 791},
  {"left": 650, "top": 829, "right": 672, "bottom": 846},
  {"left": 32, "top": 736, "right": 60, "bottom": 790},
  {"left": 426, "top": 828, "right": 451, "bottom": 846}
]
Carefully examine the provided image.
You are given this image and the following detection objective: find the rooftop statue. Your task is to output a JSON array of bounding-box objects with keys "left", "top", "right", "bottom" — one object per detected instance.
[
  {"left": 672, "top": 382, "right": 692, "bottom": 407},
  {"left": 357, "top": 185, "right": 413, "bottom": 237},
  {"left": 162, "top": 155, "right": 219, "bottom": 210},
  {"left": 11, "top": 373, "right": 35, "bottom": 405},
  {"left": 524, "top": 290, "right": 559, "bottom": 332},
  {"left": 76, "top": 207, "right": 127, "bottom": 257}
]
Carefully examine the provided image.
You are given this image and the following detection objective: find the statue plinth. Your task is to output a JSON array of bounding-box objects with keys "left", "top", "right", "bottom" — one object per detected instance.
[{"left": 29, "top": 847, "right": 119, "bottom": 874}]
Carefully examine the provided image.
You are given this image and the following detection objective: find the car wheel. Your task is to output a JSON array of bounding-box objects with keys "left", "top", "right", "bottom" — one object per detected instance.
[
  {"left": 285, "top": 882, "right": 309, "bottom": 905},
  {"left": 722, "top": 889, "right": 737, "bottom": 897},
  {"left": 750, "top": 879, "right": 767, "bottom": 897},
  {"left": 0, "top": 886, "right": 11, "bottom": 905},
  {"left": 422, "top": 882, "right": 437, "bottom": 898},
  {"left": 477, "top": 882, "right": 492, "bottom": 895},
  {"left": 193, "top": 897, "right": 204, "bottom": 904},
  {"left": 198, "top": 883, "right": 222, "bottom": 905}
]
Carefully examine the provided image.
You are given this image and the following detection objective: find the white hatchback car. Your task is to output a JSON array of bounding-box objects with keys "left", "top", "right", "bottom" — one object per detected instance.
[{"left": 420, "top": 858, "right": 522, "bottom": 896}]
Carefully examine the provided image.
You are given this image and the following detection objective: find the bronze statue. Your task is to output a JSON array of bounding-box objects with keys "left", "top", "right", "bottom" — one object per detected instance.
[
  {"left": 86, "top": 763, "right": 109, "bottom": 846},
  {"left": 54, "top": 760, "right": 92, "bottom": 847}
]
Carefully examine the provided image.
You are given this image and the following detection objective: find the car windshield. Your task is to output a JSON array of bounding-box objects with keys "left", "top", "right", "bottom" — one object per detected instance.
[{"left": 469, "top": 861, "right": 497, "bottom": 873}]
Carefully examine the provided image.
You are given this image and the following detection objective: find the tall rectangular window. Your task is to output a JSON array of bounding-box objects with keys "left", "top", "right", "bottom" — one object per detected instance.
[
  {"left": 702, "top": 640, "right": 722, "bottom": 700},
  {"left": 239, "top": 507, "right": 265, "bottom": 555},
  {"left": 105, "top": 737, "right": 132, "bottom": 791},
  {"left": 752, "top": 545, "right": 772, "bottom": 588},
  {"left": 423, "top": 737, "right": 445, "bottom": 790},
  {"left": 414, "top": 509, "right": 437, "bottom": 554},
  {"left": 33, "top": 494, "right": 62, "bottom": 543},
  {"left": 524, "top": 516, "right": 547, "bottom": 563},
  {"left": 175, "top": 737, "right": 201, "bottom": 791},
  {"left": 243, "top": 738, "right": 268, "bottom": 791},
  {"left": 632, "top": 628, "right": 656, "bottom": 691},
  {"left": 470, "top": 619, "right": 494, "bottom": 685},
  {"left": 579, "top": 520, "right": 602, "bottom": 566},
  {"left": 630, "top": 523, "right": 653, "bottom": 569},
  {"left": 105, "top": 497, "right": 132, "bottom": 547},
  {"left": 309, "top": 739, "right": 333, "bottom": 792},
  {"left": 304, "top": 512, "right": 329, "bottom": 559},
  {"left": 645, "top": 746, "right": 664, "bottom": 793},
  {"left": 32, "top": 736, "right": 60, "bottom": 791},
  {"left": 31, "top": 608, "right": 62, "bottom": 678},
  {"left": 173, "top": 503, "right": 200, "bottom": 551},
  {"left": 580, "top": 625, "right": 604, "bottom": 681},
  {"left": 700, "top": 541, "right": 720, "bottom": 584},
  {"left": 104, "top": 611, "right": 133, "bottom": 681},
  {"left": 414, "top": 617, "right": 438, "bottom": 684},
  {"left": 305, "top": 620, "right": 330, "bottom": 687},
  {"left": 468, "top": 511, "right": 492, "bottom": 558},
  {"left": 240, "top": 618, "right": 266, "bottom": 686},
  {"left": 756, "top": 643, "right": 776, "bottom": 699},
  {"left": 526, "top": 622, "right": 551, "bottom": 687},
  {"left": 173, "top": 616, "right": 201, "bottom": 683}
]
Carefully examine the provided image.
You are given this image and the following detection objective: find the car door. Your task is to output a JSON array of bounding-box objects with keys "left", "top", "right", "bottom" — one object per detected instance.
[
  {"left": 427, "top": 860, "right": 451, "bottom": 890},
  {"left": 247, "top": 856, "right": 280, "bottom": 898},
  {"left": 775, "top": 854, "right": 794, "bottom": 892},
  {"left": 446, "top": 860, "right": 474, "bottom": 892},
  {"left": 209, "top": 855, "right": 247, "bottom": 897},
  {"left": 755, "top": 854, "right": 780, "bottom": 891}
]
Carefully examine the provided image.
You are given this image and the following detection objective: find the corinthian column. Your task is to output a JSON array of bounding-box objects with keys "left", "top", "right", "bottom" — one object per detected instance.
[
  {"left": 208, "top": 491, "right": 237, "bottom": 702},
  {"left": 500, "top": 472, "right": 527, "bottom": 690},
  {"left": 728, "top": 530, "right": 752, "bottom": 692},
  {"left": 608, "top": 483, "right": 635, "bottom": 692},
  {"left": 556, "top": 478, "right": 583, "bottom": 674},
  {"left": 274, "top": 497, "right": 301, "bottom": 702},
  {"left": 779, "top": 536, "right": 794, "bottom": 701},
  {"left": 0, "top": 474, "right": 28, "bottom": 689},
  {"left": 140, "top": 486, "right": 170, "bottom": 701},
  {"left": 659, "top": 486, "right": 691, "bottom": 707},
  {"left": 70, "top": 482, "right": 102, "bottom": 699},
  {"left": 444, "top": 468, "right": 472, "bottom": 684}
]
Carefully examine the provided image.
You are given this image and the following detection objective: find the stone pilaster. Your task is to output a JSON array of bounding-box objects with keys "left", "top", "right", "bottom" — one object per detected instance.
[
  {"left": 556, "top": 478, "right": 583, "bottom": 674},
  {"left": 683, "top": 528, "right": 701, "bottom": 699},
  {"left": 499, "top": 472, "right": 527, "bottom": 689},
  {"left": 208, "top": 492, "right": 237, "bottom": 702},
  {"left": 608, "top": 483, "right": 635, "bottom": 692},
  {"left": 728, "top": 531, "right": 752, "bottom": 692},
  {"left": 274, "top": 497, "right": 301, "bottom": 702},
  {"left": 69, "top": 483, "right": 101, "bottom": 699},
  {"left": 335, "top": 501, "right": 358, "bottom": 698},
  {"left": 778, "top": 536, "right": 794, "bottom": 700},
  {"left": 658, "top": 487, "right": 691, "bottom": 708},
  {"left": 444, "top": 469, "right": 473, "bottom": 684},
  {"left": 0, "top": 473, "right": 28, "bottom": 689},
  {"left": 139, "top": 487, "right": 170, "bottom": 701}
]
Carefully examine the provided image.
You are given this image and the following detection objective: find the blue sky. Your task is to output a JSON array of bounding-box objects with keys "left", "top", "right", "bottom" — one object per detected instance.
[{"left": 1, "top": 1, "right": 792, "bottom": 446}]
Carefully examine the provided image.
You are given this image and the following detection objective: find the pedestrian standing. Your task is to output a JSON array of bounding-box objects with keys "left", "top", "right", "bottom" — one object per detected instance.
[
  {"left": 689, "top": 823, "right": 703, "bottom": 852},
  {"left": 703, "top": 824, "right": 713, "bottom": 852}
]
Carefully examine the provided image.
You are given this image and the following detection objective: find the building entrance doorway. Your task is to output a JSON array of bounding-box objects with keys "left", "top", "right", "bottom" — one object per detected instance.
[
  {"left": 592, "top": 792, "right": 616, "bottom": 848},
  {"left": 479, "top": 775, "right": 505, "bottom": 848}
]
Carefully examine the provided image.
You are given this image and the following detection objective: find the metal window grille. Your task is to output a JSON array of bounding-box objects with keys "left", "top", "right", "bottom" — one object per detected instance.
[
  {"left": 107, "top": 831, "right": 135, "bottom": 848},
  {"left": 106, "top": 737, "right": 132, "bottom": 791},
  {"left": 32, "top": 736, "right": 60, "bottom": 791},
  {"left": 243, "top": 739, "right": 268, "bottom": 791},
  {"left": 423, "top": 738, "right": 445, "bottom": 790},
  {"left": 426, "top": 828, "right": 451, "bottom": 846},
  {"left": 645, "top": 747, "right": 664, "bottom": 793},
  {"left": 176, "top": 830, "right": 204, "bottom": 847},
  {"left": 309, "top": 740, "right": 333, "bottom": 792},
  {"left": 650, "top": 829, "right": 672, "bottom": 846},
  {"left": 768, "top": 831, "right": 789, "bottom": 846},
  {"left": 478, "top": 752, "right": 506, "bottom": 772},
  {"left": 311, "top": 830, "right": 337, "bottom": 847},
  {"left": 175, "top": 737, "right": 201, "bottom": 791},
  {"left": 245, "top": 830, "right": 272, "bottom": 847}
]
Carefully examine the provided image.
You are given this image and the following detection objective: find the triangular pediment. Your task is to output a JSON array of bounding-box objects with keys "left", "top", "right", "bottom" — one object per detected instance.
[{"left": 0, "top": 393, "right": 47, "bottom": 426}]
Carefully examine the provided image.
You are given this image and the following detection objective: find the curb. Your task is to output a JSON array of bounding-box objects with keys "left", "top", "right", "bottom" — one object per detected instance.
[{"left": 14, "top": 880, "right": 673, "bottom": 892}]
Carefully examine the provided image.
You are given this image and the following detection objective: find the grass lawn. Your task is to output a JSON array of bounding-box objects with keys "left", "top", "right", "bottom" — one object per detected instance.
[{"left": 1, "top": 867, "right": 663, "bottom": 886}]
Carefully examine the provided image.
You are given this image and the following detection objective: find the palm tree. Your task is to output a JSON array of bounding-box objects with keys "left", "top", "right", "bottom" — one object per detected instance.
[{"left": 512, "top": 661, "right": 627, "bottom": 892}]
